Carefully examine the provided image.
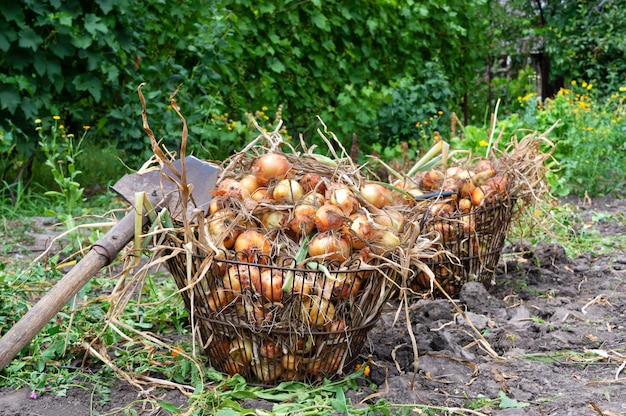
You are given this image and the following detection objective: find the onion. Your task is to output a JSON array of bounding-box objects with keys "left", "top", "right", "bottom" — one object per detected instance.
[
  {"left": 433, "top": 223, "right": 456, "bottom": 241},
  {"left": 261, "top": 210, "right": 288, "bottom": 230},
  {"left": 213, "top": 178, "right": 249, "bottom": 200},
  {"left": 486, "top": 176, "right": 508, "bottom": 195},
  {"left": 207, "top": 287, "right": 235, "bottom": 312},
  {"left": 458, "top": 178, "right": 476, "bottom": 198},
  {"left": 300, "top": 173, "right": 327, "bottom": 194},
  {"left": 472, "top": 167, "right": 496, "bottom": 185},
  {"left": 239, "top": 174, "right": 260, "bottom": 195},
  {"left": 222, "top": 358, "right": 243, "bottom": 375},
  {"left": 229, "top": 336, "right": 254, "bottom": 365},
  {"left": 208, "top": 209, "right": 243, "bottom": 249},
  {"left": 252, "top": 153, "right": 292, "bottom": 186},
  {"left": 325, "top": 318, "right": 347, "bottom": 332},
  {"left": 273, "top": 179, "right": 304, "bottom": 203},
  {"left": 308, "top": 232, "right": 352, "bottom": 262},
  {"left": 260, "top": 339, "right": 281, "bottom": 358},
  {"left": 458, "top": 197, "right": 472, "bottom": 214},
  {"left": 291, "top": 274, "right": 315, "bottom": 297},
  {"left": 251, "top": 187, "right": 271, "bottom": 202},
  {"left": 281, "top": 353, "right": 301, "bottom": 371},
  {"left": 421, "top": 169, "right": 445, "bottom": 190},
  {"left": 374, "top": 229, "right": 400, "bottom": 250},
  {"left": 236, "top": 300, "right": 271, "bottom": 325},
  {"left": 252, "top": 358, "right": 282, "bottom": 383},
  {"left": 329, "top": 186, "right": 358, "bottom": 215},
  {"left": 475, "top": 158, "right": 496, "bottom": 174},
  {"left": 373, "top": 209, "right": 405, "bottom": 233},
  {"left": 288, "top": 204, "right": 317, "bottom": 234},
  {"left": 360, "top": 182, "right": 393, "bottom": 208},
  {"left": 345, "top": 212, "right": 373, "bottom": 249},
  {"left": 300, "top": 295, "right": 336, "bottom": 327},
  {"left": 315, "top": 203, "right": 345, "bottom": 232},
  {"left": 234, "top": 230, "right": 271, "bottom": 262},
  {"left": 253, "top": 268, "right": 284, "bottom": 302},
  {"left": 319, "top": 272, "right": 361, "bottom": 300},
  {"left": 429, "top": 202, "right": 454, "bottom": 217},
  {"left": 223, "top": 264, "right": 260, "bottom": 294},
  {"left": 471, "top": 186, "right": 485, "bottom": 206},
  {"left": 302, "top": 191, "right": 326, "bottom": 207}
]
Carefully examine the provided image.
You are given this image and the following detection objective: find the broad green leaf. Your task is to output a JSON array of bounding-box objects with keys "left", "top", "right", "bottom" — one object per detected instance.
[
  {"left": 311, "top": 12, "right": 330, "bottom": 31},
  {"left": 18, "top": 28, "right": 43, "bottom": 50},
  {"left": 72, "top": 74, "right": 103, "bottom": 102},
  {"left": 0, "top": 87, "right": 20, "bottom": 114},
  {"left": 57, "top": 12, "right": 74, "bottom": 27},
  {"left": 96, "top": 0, "right": 115, "bottom": 14},
  {"left": 84, "top": 14, "right": 108, "bottom": 35},
  {"left": 268, "top": 57, "right": 286, "bottom": 73},
  {"left": 498, "top": 391, "right": 530, "bottom": 409}
]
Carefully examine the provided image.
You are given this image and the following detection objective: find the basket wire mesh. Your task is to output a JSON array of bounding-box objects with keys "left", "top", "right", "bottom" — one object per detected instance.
[
  {"left": 166, "top": 250, "right": 398, "bottom": 385},
  {"left": 413, "top": 196, "right": 518, "bottom": 296}
]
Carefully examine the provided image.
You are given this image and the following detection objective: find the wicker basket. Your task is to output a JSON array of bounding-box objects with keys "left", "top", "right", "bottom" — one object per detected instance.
[
  {"left": 412, "top": 196, "right": 518, "bottom": 297},
  {"left": 165, "top": 249, "right": 398, "bottom": 385}
]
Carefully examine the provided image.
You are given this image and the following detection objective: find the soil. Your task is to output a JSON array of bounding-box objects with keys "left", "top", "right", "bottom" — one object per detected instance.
[{"left": 1, "top": 196, "right": 625, "bottom": 415}]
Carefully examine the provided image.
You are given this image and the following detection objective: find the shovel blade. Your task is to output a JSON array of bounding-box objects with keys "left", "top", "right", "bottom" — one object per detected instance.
[{"left": 111, "top": 155, "right": 220, "bottom": 220}]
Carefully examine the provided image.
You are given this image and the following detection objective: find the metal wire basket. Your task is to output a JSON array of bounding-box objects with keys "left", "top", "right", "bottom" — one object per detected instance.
[
  {"left": 165, "top": 250, "right": 398, "bottom": 385},
  {"left": 412, "top": 196, "right": 518, "bottom": 297}
]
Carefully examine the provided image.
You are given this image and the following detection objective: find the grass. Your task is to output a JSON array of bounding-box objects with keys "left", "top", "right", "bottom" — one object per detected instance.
[{"left": 508, "top": 199, "right": 626, "bottom": 258}]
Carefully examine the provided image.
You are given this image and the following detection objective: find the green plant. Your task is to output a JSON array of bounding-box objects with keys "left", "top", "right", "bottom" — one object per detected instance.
[{"left": 36, "top": 116, "right": 87, "bottom": 223}]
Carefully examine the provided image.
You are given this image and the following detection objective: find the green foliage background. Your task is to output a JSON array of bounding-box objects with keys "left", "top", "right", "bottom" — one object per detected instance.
[{"left": 1, "top": 0, "right": 624, "bottom": 196}]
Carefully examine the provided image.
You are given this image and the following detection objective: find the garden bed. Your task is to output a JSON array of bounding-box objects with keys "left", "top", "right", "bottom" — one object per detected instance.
[{"left": 1, "top": 196, "right": 625, "bottom": 415}]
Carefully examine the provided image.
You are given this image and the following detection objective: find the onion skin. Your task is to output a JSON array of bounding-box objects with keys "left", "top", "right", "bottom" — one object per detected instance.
[
  {"left": 289, "top": 204, "right": 317, "bottom": 234},
  {"left": 300, "top": 295, "right": 336, "bottom": 327},
  {"left": 239, "top": 174, "right": 260, "bottom": 195},
  {"left": 300, "top": 173, "right": 327, "bottom": 194},
  {"left": 229, "top": 337, "right": 254, "bottom": 365},
  {"left": 253, "top": 269, "right": 284, "bottom": 302},
  {"left": 345, "top": 212, "right": 373, "bottom": 249},
  {"left": 315, "top": 203, "right": 346, "bottom": 232},
  {"left": 471, "top": 186, "right": 485, "bottom": 207},
  {"left": 273, "top": 179, "right": 304, "bottom": 203},
  {"left": 260, "top": 339, "right": 281, "bottom": 358},
  {"left": 208, "top": 287, "right": 235, "bottom": 312},
  {"left": 261, "top": 210, "right": 288, "bottom": 230},
  {"left": 234, "top": 230, "right": 271, "bottom": 262},
  {"left": 329, "top": 186, "right": 359, "bottom": 215},
  {"left": 360, "top": 182, "right": 393, "bottom": 208},
  {"left": 252, "top": 153, "right": 292, "bottom": 186},
  {"left": 308, "top": 232, "right": 352, "bottom": 262},
  {"left": 223, "top": 264, "right": 260, "bottom": 294},
  {"left": 458, "top": 198, "right": 472, "bottom": 214},
  {"left": 252, "top": 358, "right": 283, "bottom": 383},
  {"left": 485, "top": 176, "right": 508, "bottom": 195},
  {"left": 421, "top": 169, "right": 445, "bottom": 190}
]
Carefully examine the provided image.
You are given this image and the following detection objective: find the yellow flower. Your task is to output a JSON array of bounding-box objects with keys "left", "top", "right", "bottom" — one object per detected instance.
[
  {"left": 59, "top": 124, "right": 64, "bottom": 130},
  {"left": 363, "top": 365, "right": 370, "bottom": 377},
  {"left": 261, "top": 106, "right": 268, "bottom": 111},
  {"left": 53, "top": 115, "right": 61, "bottom": 120},
  {"left": 423, "top": 121, "right": 428, "bottom": 125},
  {"left": 571, "top": 80, "right": 577, "bottom": 86},
  {"left": 415, "top": 122, "right": 421, "bottom": 127},
  {"left": 619, "top": 86, "right": 626, "bottom": 92},
  {"left": 581, "top": 81, "right": 588, "bottom": 88},
  {"left": 35, "top": 118, "right": 42, "bottom": 124},
  {"left": 479, "top": 140, "right": 489, "bottom": 147},
  {"left": 83, "top": 125, "right": 91, "bottom": 130},
  {"left": 437, "top": 110, "right": 443, "bottom": 115},
  {"left": 586, "top": 83, "right": 593, "bottom": 90}
]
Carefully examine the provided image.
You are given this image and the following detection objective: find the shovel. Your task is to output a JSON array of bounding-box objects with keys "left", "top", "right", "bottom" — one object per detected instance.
[{"left": 0, "top": 155, "right": 219, "bottom": 370}]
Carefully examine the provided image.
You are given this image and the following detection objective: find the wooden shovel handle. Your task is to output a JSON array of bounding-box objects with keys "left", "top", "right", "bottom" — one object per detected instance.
[{"left": 0, "top": 210, "right": 146, "bottom": 370}]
